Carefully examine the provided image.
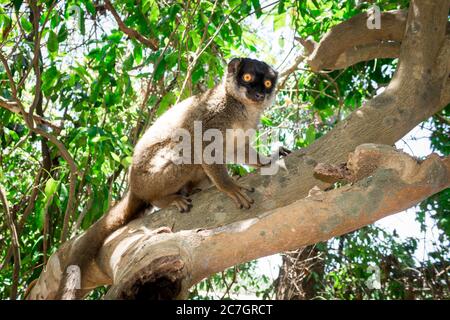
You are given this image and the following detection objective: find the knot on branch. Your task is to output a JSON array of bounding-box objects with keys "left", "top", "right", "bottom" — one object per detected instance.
[
  {"left": 313, "top": 163, "right": 351, "bottom": 183},
  {"left": 314, "top": 144, "right": 446, "bottom": 184}
]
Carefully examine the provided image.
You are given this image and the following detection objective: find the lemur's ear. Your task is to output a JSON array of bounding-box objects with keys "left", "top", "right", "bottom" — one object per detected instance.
[{"left": 227, "top": 58, "right": 242, "bottom": 74}]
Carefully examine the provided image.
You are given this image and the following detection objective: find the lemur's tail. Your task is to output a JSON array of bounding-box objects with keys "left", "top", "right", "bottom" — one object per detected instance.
[{"left": 58, "top": 191, "right": 148, "bottom": 299}]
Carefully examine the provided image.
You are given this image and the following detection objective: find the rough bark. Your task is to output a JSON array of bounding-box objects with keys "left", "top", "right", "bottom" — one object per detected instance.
[{"left": 27, "top": 0, "right": 450, "bottom": 299}]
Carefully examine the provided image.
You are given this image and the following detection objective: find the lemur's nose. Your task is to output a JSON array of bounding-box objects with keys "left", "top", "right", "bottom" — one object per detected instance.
[{"left": 254, "top": 93, "right": 265, "bottom": 101}]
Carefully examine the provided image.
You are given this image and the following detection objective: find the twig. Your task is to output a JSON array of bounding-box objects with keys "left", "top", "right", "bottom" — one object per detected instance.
[
  {"left": 0, "top": 97, "right": 62, "bottom": 134},
  {"left": 0, "top": 185, "right": 21, "bottom": 300},
  {"left": 278, "top": 54, "right": 306, "bottom": 90},
  {"left": 72, "top": 186, "right": 94, "bottom": 236},
  {"left": 434, "top": 112, "right": 450, "bottom": 126},
  {"left": 2, "top": 168, "right": 43, "bottom": 269},
  {"left": 220, "top": 266, "right": 238, "bottom": 299},
  {"left": 104, "top": 0, "right": 158, "bottom": 50},
  {"left": 321, "top": 72, "right": 344, "bottom": 121}
]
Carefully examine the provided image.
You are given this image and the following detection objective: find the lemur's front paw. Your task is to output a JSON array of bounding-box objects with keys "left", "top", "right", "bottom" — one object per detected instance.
[
  {"left": 224, "top": 182, "right": 254, "bottom": 209},
  {"left": 174, "top": 196, "right": 193, "bottom": 213}
]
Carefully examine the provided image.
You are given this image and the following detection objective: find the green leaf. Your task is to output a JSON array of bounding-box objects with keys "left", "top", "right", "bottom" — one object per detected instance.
[
  {"left": 111, "top": 152, "right": 121, "bottom": 163},
  {"left": 121, "top": 156, "right": 132, "bottom": 167},
  {"left": 133, "top": 45, "right": 143, "bottom": 64},
  {"left": 1, "top": 14, "right": 11, "bottom": 39},
  {"left": 191, "top": 65, "right": 204, "bottom": 84},
  {"left": 20, "top": 16, "right": 33, "bottom": 33},
  {"left": 251, "top": 0, "right": 262, "bottom": 18},
  {"left": 42, "top": 66, "right": 59, "bottom": 95},
  {"left": 305, "top": 125, "right": 316, "bottom": 145},
  {"left": 83, "top": 0, "right": 96, "bottom": 15},
  {"left": 278, "top": 0, "right": 286, "bottom": 14},
  {"left": 230, "top": 19, "right": 242, "bottom": 38},
  {"left": 157, "top": 92, "right": 176, "bottom": 115},
  {"left": 122, "top": 54, "right": 134, "bottom": 71},
  {"left": 44, "top": 178, "right": 59, "bottom": 200},
  {"left": 260, "top": 116, "right": 273, "bottom": 127},
  {"left": 41, "top": 66, "right": 59, "bottom": 94},
  {"left": 79, "top": 8, "right": 86, "bottom": 35},
  {"left": 57, "top": 24, "right": 68, "bottom": 42},
  {"left": 47, "top": 30, "right": 59, "bottom": 53},
  {"left": 12, "top": 0, "right": 23, "bottom": 11},
  {"left": 153, "top": 58, "right": 166, "bottom": 80},
  {"left": 3, "top": 127, "right": 19, "bottom": 141},
  {"left": 149, "top": 3, "right": 160, "bottom": 22},
  {"left": 169, "top": 3, "right": 181, "bottom": 19},
  {"left": 273, "top": 12, "right": 286, "bottom": 31}
]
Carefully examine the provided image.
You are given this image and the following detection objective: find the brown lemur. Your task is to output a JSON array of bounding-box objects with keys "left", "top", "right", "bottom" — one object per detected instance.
[{"left": 59, "top": 58, "right": 290, "bottom": 299}]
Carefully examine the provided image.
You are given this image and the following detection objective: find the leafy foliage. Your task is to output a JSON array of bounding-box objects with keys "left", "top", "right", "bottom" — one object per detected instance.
[{"left": 0, "top": 0, "right": 448, "bottom": 300}]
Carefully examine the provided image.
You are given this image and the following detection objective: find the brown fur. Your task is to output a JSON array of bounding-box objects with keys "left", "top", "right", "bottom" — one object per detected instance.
[{"left": 61, "top": 58, "right": 278, "bottom": 299}]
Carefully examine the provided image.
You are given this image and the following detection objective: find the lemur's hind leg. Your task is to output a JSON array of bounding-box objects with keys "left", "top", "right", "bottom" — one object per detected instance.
[{"left": 180, "top": 170, "right": 212, "bottom": 197}]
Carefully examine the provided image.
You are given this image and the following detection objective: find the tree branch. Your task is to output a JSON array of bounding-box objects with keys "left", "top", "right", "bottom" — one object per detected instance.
[
  {"left": 104, "top": 0, "right": 158, "bottom": 50},
  {"left": 0, "top": 97, "right": 62, "bottom": 134},
  {"left": 299, "top": 10, "right": 407, "bottom": 71},
  {"left": 298, "top": 9, "right": 450, "bottom": 72},
  {"left": 329, "top": 41, "right": 401, "bottom": 70},
  {"left": 98, "top": 146, "right": 450, "bottom": 298},
  {"left": 277, "top": 53, "right": 306, "bottom": 89},
  {"left": 27, "top": 144, "right": 450, "bottom": 299},
  {"left": 0, "top": 185, "right": 21, "bottom": 300}
]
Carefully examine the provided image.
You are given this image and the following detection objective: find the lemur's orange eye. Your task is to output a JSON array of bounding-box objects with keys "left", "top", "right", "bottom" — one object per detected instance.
[
  {"left": 264, "top": 80, "right": 272, "bottom": 88},
  {"left": 242, "top": 73, "right": 253, "bottom": 82}
]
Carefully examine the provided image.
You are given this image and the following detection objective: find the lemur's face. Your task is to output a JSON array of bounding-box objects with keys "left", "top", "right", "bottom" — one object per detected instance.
[{"left": 226, "top": 58, "right": 278, "bottom": 107}]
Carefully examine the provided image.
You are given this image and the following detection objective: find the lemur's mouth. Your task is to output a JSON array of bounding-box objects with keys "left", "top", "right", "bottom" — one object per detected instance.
[{"left": 246, "top": 93, "right": 265, "bottom": 102}]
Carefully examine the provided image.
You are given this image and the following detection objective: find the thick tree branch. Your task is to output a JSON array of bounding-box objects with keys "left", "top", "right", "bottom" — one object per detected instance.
[
  {"left": 299, "top": 10, "right": 407, "bottom": 71},
  {"left": 298, "top": 9, "right": 450, "bottom": 71},
  {"left": 329, "top": 41, "right": 401, "bottom": 70},
  {"left": 101, "top": 145, "right": 449, "bottom": 299},
  {"left": 29, "top": 145, "right": 449, "bottom": 299}
]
